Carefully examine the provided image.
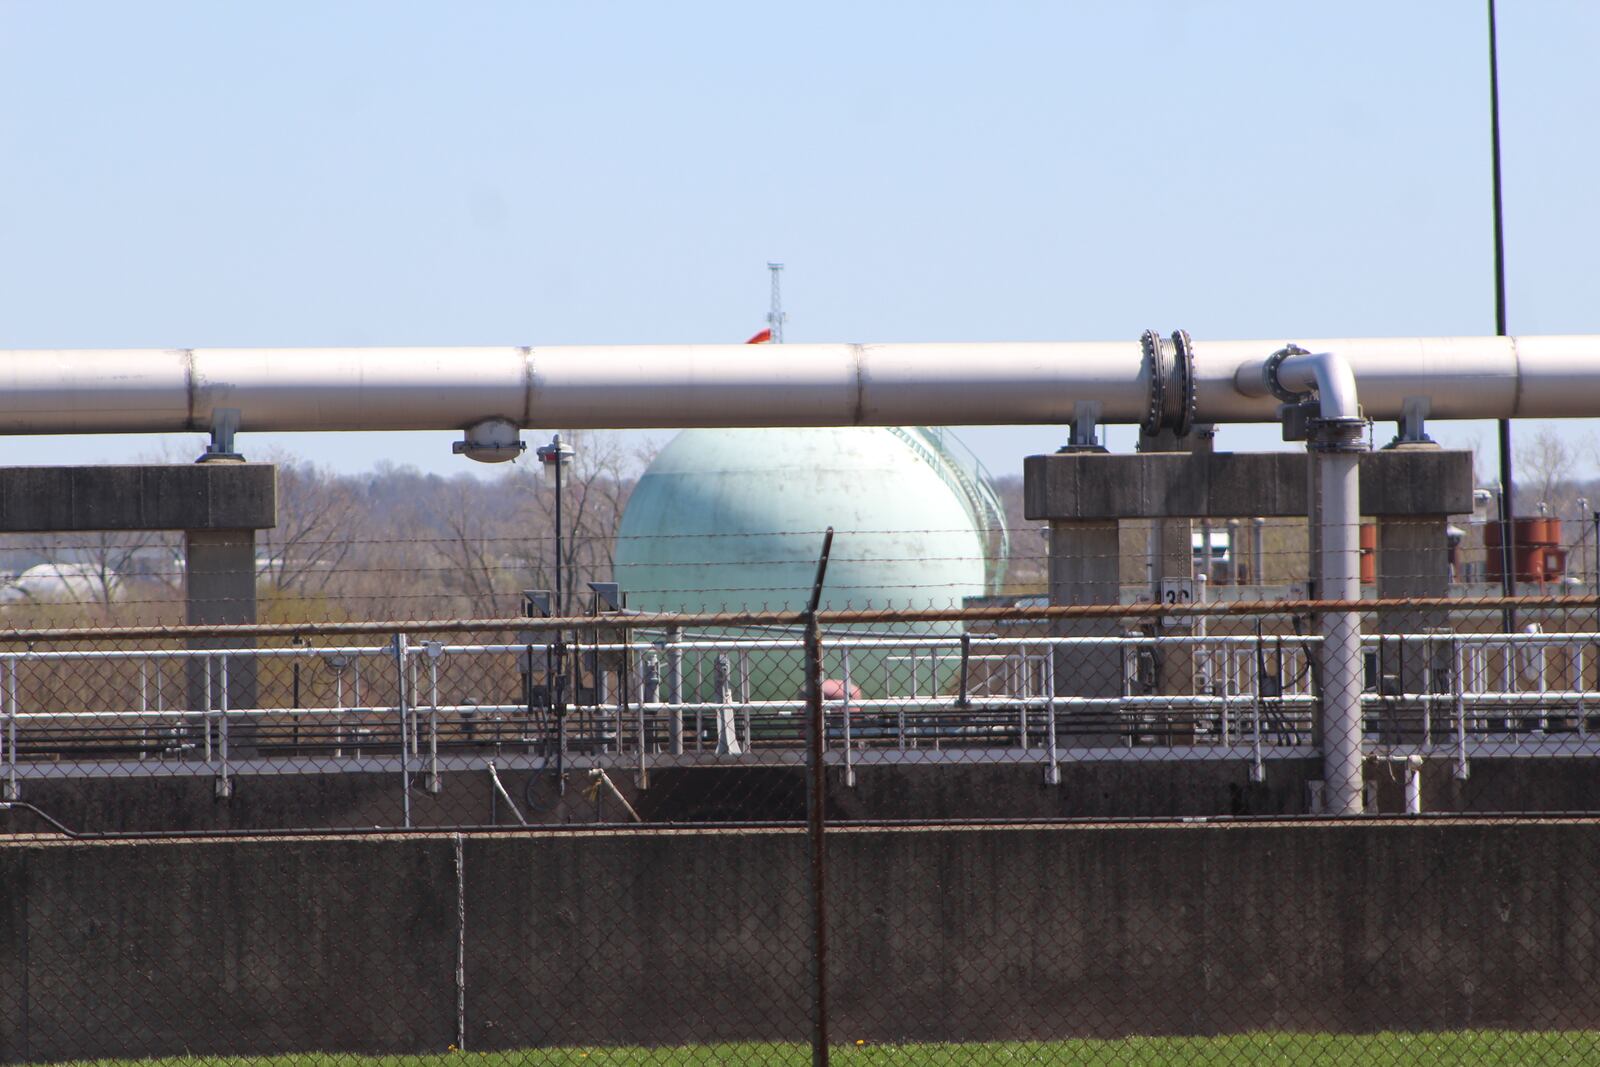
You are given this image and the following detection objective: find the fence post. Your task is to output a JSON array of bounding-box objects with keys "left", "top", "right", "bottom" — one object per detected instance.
[
  {"left": 803, "top": 528, "right": 833, "bottom": 1067},
  {"left": 2, "top": 658, "right": 14, "bottom": 800},
  {"left": 394, "top": 633, "right": 412, "bottom": 829},
  {"left": 1453, "top": 639, "right": 1470, "bottom": 781},
  {"left": 624, "top": 630, "right": 648, "bottom": 789},
  {"left": 426, "top": 642, "right": 442, "bottom": 794},
  {"left": 804, "top": 610, "right": 830, "bottom": 1066},
  {"left": 201, "top": 654, "right": 212, "bottom": 764},
  {"left": 841, "top": 651, "right": 854, "bottom": 787},
  {"left": 215, "top": 654, "right": 232, "bottom": 799},
  {"left": 1044, "top": 653, "right": 1060, "bottom": 786}
]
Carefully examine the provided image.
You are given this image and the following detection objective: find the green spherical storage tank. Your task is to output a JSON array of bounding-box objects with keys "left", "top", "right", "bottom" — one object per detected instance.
[{"left": 614, "top": 427, "right": 1001, "bottom": 704}]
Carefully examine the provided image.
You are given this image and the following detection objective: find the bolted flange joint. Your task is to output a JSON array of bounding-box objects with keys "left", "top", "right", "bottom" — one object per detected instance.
[
  {"left": 1263, "top": 344, "right": 1313, "bottom": 404},
  {"left": 1140, "top": 328, "right": 1198, "bottom": 438},
  {"left": 1306, "top": 415, "right": 1369, "bottom": 454}
]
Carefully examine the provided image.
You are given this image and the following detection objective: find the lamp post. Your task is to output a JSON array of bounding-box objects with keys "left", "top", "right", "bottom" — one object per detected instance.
[{"left": 537, "top": 434, "right": 576, "bottom": 614}]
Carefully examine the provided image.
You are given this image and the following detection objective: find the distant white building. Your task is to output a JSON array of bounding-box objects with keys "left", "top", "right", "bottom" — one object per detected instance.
[{"left": 0, "top": 562, "right": 114, "bottom": 605}]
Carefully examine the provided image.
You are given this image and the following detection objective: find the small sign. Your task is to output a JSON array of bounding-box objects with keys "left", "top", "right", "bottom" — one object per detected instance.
[{"left": 1159, "top": 578, "right": 1194, "bottom": 627}]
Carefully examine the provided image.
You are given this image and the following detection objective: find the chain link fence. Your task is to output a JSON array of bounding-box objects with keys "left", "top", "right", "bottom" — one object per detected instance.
[{"left": 3, "top": 592, "right": 1600, "bottom": 1062}]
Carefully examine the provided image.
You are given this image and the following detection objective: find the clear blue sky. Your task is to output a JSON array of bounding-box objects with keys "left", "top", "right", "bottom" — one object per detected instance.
[{"left": 1, "top": 1, "right": 1596, "bottom": 482}]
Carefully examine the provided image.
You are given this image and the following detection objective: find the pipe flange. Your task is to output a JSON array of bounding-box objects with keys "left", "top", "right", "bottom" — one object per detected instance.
[
  {"left": 1140, "top": 329, "right": 1166, "bottom": 437},
  {"left": 1170, "top": 329, "right": 1198, "bottom": 438},
  {"left": 1307, "top": 415, "right": 1369, "bottom": 454},
  {"left": 1264, "top": 344, "right": 1312, "bottom": 404}
]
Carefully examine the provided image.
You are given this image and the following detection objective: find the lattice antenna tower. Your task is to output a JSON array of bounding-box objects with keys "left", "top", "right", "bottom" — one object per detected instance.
[{"left": 766, "top": 262, "right": 786, "bottom": 343}]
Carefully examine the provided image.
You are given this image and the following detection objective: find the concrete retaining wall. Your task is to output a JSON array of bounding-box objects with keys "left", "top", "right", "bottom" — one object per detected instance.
[
  {"left": 3, "top": 821, "right": 1599, "bottom": 1061},
  {"left": 4, "top": 757, "right": 1598, "bottom": 836}
]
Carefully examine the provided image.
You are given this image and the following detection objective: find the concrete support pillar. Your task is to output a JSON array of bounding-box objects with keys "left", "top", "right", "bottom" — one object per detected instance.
[
  {"left": 1251, "top": 517, "right": 1267, "bottom": 585},
  {"left": 185, "top": 529, "right": 258, "bottom": 716},
  {"left": 1226, "top": 518, "right": 1242, "bottom": 586},
  {"left": 1048, "top": 520, "right": 1122, "bottom": 746},
  {"left": 1154, "top": 518, "right": 1197, "bottom": 743},
  {"left": 1376, "top": 515, "right": 1452, "bottom": 744},
  {"left": 1023, "top": 448, "right": 1474, "bottom": 768}
]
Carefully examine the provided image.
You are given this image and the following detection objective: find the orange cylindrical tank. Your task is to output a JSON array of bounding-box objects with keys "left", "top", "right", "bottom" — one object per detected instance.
[
  {"left": 1486, "top": 517, "right": 1565, "bottom": 584},
  {"left": 1359, "top": 522, "right": 1376, "bottom": 584}
]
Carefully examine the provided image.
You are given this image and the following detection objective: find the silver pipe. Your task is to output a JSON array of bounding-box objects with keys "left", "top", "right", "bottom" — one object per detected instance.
[
  {"left": 2, "top": 335, "right": 1598, "bottom": 435},
  {"left": 1271, "top": 350, "right": 1366, "bottom": 816},
  {"left": 1404, "top": 755, "right": 1423, "bottom": 815},
  {"left": 665, "top": 628, "right": 683, "bottom": 756}
]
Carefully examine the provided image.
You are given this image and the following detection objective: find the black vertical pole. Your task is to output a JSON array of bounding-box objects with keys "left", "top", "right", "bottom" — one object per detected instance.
[
  {"left": 554, "top": 457, "right": 564, "bottom": 616},
  {"left": 804, "top": 528, "right": 834, "bottom": 1067},
  {"left": 1489, "top": 0, "right": 1517, "bottom": 632}
]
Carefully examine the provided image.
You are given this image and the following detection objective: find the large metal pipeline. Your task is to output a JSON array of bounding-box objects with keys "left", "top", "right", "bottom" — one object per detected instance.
[
  {"left": 9, "top": 333, "right": 1591, "bottom": 815},
  {"left": 0, "top": 334, "right": 1597, "bottom": 436}
]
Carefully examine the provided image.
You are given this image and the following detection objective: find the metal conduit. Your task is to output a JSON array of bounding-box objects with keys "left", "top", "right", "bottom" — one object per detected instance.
[
  {"left": 1266, "top": 349, "right": 1365, "bottom": 815},
  {"left": 0, "top": 334, "right": 1597, "bottom": 434}
]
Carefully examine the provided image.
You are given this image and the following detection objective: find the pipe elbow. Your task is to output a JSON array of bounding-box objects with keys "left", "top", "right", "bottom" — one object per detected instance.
[
  {"left": 1307, "top": 351, "right": 1359, "bottom": 421},
  {"left": 1268, "top": 349, "right": 1360, "bottom": 421}
]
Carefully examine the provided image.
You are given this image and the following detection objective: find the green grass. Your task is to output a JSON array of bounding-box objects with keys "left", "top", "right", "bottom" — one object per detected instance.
[{"left": 57, "top": 1031, "right": 1600, "bottom": 1066}]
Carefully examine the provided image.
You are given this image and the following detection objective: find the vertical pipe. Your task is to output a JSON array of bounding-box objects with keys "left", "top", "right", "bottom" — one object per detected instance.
[
  {"left": 218, "top": 655, "right": 231, "bottom": 796},
  {"left": 1320, "top": 451, "right": 1365, "bottom": 815},
  {"left": 1404, "top": 755, "right": 1423, "bottom": 815},
  {"left": 1218, "top": 650, "right": 1234, "bottom": 738},
  {"left": 1421, "top": 636, "right": 1434, "bottom": 750},
  {"left": 139, "top": 659, "right": 149, "bottom": 761},
  {"left": 741, "top": 682, "right": 753, "bottom": 753},
  {"left": 203, "top": 655, "right": 213, "bottom": 763},
  {"left": 429, "top": 654, "right": 440, "bottom": 793},
  {"left": 410, "top": 654, "right": 421, "bottom": 758},
  {"left": 1249, "top": 638, "right": 1265, "bottom": 783},
  {"left": 1044, "top": 654, "right": 1060, "bottom": 785},
  {"left": 624, "top": 633, "right": 647, "bottom": 788},
  {"left": 1018, "top": 662, "right": 1029, "bottom": 752},
  {"left": 334, "top": 667, "right": 344, "bottom": 759},
  {"left": 642, "top": 654, "right": 660, "bottom": 753},
  {"left": 394, "top": 633, "right": 412, "bottom": 829},
  {"left": 666, "top": 628, "right": 684, "bottom": 755},
  {"left": 841, "top": 651, "right": 854, "bottom": 787},
  {"left": 714, "top": 653, "right": 740, "bottom": 756}
]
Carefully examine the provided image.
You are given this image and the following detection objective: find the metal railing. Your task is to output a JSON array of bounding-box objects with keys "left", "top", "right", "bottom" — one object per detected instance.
[{"left": 6, "top": 625, "right": 1600, "bottom": 802}]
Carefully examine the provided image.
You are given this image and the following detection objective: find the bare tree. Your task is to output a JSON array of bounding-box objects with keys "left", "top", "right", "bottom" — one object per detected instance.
[
  {"left": 258, "top": 457, "right": 366, "bottom": 595},
  {"left": 1517, "top": 428, "right": 1578, "bottom": 516},
  {"left": 431, "top": 475, "right": 519, "bottom": 617},
  {"left": 508, "top": 431, "right": 648, "bottom": 615}
]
